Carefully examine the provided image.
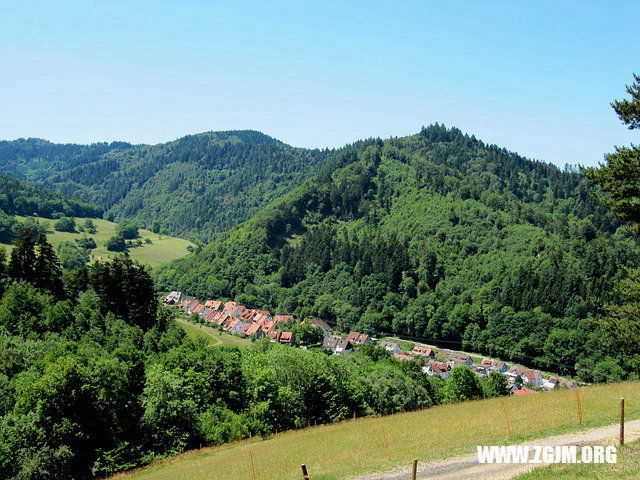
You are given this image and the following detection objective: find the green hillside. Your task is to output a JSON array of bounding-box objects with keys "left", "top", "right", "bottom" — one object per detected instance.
[
  {"left": 0, "top": 131, "right": 329, "bottom": 242},
  {"left": 111, "top": 381, "right": 640, "bottom": 480},
  {"left": 154, "top": 124, "right": 640, "bottom": 381},
  {"left": 1, "top": 216, "right": 194, "bottom": 268}
]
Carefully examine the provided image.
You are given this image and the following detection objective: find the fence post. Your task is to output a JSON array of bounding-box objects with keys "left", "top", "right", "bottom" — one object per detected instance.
[
  {"left": 575, "top": 390, "right": 582, "bottom": 425},
  {"left": 381, "top": 426, "right": 391, "bottom": 461},
  {"left": 412, "top": 458, "right": 418, "bottom": 480},
  {"left": 620, "top": 398, "right": 625, "bottom": 447},
  {"left": 301, "top": 464, "right": 310, "bottom": 479},
  {"left": 249, "top": 450, "right": 257, "bottom": 480},
  {"left": 501, "top": 399, "right": 512, "bottom": 439}
]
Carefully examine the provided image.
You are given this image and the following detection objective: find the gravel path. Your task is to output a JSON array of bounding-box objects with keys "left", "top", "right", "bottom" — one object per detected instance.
[{"left": 350, "top": 419, "right": 640, "bottom": 480}]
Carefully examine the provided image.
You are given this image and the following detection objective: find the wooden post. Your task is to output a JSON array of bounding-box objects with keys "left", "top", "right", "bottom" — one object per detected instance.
[
  {"left": 301, "top": 464, "right": 310, "bottom": 479},
  {"left": 620, "top": 398, "right": 625, "bottom": 447},
  {"left": 249, "top": 450, "right": 257, "bottom": 480},
  {"left": 575, "top": 390, "right": 582, "bottom": 425},
  {"left": 381, "top": 425, "right": 391, "bottom": 461},
  {"left": 412, "top": 458, "right": 418, "bottom": 480},
  {"left": 501, "top": 399, "right": 512, "bottom": 439}
]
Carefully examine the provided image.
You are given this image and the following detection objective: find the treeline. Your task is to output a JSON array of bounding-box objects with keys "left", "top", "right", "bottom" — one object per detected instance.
[
  {"left": 0, "top": 228, "right": 508, "bottom": 479},
  {"left": 155, "top": 125, "right": 640, "bottom": 382},
  {"left": 0, "top": 131, "right": 329, "bottom": 242}
]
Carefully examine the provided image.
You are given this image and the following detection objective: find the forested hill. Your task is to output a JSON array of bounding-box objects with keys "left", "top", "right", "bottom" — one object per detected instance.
[
  {"left": 0, "top": 172, "right": 102, "bottom": 219},
  {"left": 0, "top": 131, "right": 329, "bottom": 242},
  {"left": 155, "top": 124, "right": 640, "bottom": 381}
]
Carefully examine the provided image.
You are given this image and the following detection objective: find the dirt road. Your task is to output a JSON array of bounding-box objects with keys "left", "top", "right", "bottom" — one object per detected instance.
[{"left": 351, "top": 419, "right": 640, "bottom": 480}]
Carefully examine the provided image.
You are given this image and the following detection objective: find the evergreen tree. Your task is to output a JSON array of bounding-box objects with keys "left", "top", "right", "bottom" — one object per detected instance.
[
  {"left": 8, "top": 227, "right": 37, "bottom": 284},
  {"left": 34, "top": 233, "right": 65, "bottom": 298}
]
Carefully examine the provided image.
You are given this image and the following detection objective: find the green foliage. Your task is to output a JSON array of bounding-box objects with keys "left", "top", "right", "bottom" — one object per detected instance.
[
  {"left": 104, "top": 234, "right": 126, "bottom": 252},
  {"left": 83, "top": 218, "right": 97, "bottom": 234},
  {"left": 481, "top": 371, "right": 511, "bottom": 398},
  {"left": 54, "top": 216, "right": 76, "bottom": 233},
  {"left": 75, "top": 235, "right": 97, "bottom": 250},
  {"left": 116, "top": 220, "right": 139, "bottom": 240},
  {"left": 0, "top": 131, "right": 328, "bottom": 241},
  {"left": 443, "top": 365, "right": 483, "bottom": 401},
  {"left": 57, "top": 240, "right": 90, "bottom": 270},
  {"left": 155, "top": 125, "right": 637, "bottom": 380}
]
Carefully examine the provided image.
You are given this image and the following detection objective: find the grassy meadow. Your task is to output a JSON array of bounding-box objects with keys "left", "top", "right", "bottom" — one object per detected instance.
[
  {"left": 175, "top": 318, "right": 251, "bottom": 348},
  {"left": 2, "top": 216, "right": 194, "bottom": 268},
  {"left": 113, "top": 381, "right": 640, "bottom": 480}
]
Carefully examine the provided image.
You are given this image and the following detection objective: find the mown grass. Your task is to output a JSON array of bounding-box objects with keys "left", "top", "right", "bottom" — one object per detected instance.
[
  {"left": 175, "top": 318, "right": 251, "bottom": 348},
  {"left": 1, "top": 216, "right": 194, "bottom": 268},
  {"left": 515, "top": 439, "right": 640, "bottom": 479},
  {"left": 112, "top": 381, "right": 640, "bottom": 480}
]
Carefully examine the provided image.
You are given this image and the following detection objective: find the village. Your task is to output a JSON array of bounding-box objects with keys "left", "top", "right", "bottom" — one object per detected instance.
[{"left": 165, "top": 291, "right": 577, "bottom": 396}]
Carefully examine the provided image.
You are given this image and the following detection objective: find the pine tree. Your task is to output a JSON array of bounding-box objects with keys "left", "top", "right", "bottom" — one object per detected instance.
[
  {"left": 34, "top": 233, "right": 64, "bottom": 298},
  {"left": 8, "top": 227, "right": 37, "bottom": 284}
]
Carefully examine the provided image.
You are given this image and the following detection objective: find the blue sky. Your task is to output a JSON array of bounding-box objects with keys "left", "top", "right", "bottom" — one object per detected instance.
[{"left": 1, "top": 1, "right": 638, "bottom": 167}]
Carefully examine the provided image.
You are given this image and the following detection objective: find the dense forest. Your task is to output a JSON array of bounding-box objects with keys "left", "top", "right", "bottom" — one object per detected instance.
[
  {"left": 155, "top": 124, "right": 640, "bottom": 382},
  {"left": 0, "top": 228, "right": 507, "bottom": 479},
  {"left": 0, "top": 173, "right": 103, "bottom": 243},
  {"left": 0, "top": 131, "right": 329, "bottom": 243}
]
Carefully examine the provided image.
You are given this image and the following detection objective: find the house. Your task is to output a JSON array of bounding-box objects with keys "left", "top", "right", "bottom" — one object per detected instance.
[
  {"left": 394, "top": 353, "right": 414, "bottom": 362},
  {"left": 345, "top": 331, "right": 372, "bottom": 345},
  {"left": 309, "top": 318, "right": 331, "bottom": 336},
  {"left": 481, "top": 358, "right": 493, "bottom": 367},
  {"left": 223, "top": 302, "right": 238, "bottom": 315},
  {"left": 491, "top": 360, "right": 508, "bottom": 373},
  {"left": 184, "top": 300, "right": 200, "bottom": 315},
  {"left": 274, "top": 315, "right": 294, "bottom": 324},
  {"left": 323, "top": 336, "right": 340, "bottom": 352},
  {"left": 204, "top": 300, "right": 223, "bottom": 311},
  {"left": 193, "top": 304, "right": 205, "bottom": 315},
  {"left": 334, "top": 339, "right": 355, "bottom": 354},
  {"left": 512, "top": 387, "right": 538, "bottom": 396},
  {"left": 411, "top": 345, "right": 434, "bottom": 358},
  {"left": 280, "top": 331, "right": 294, "bottom": 344},
  {"left": 557, "top": 377, "right": 577, "bottom": 389},
  {"left": 380, "top": 341, "right": 402, "bottom": 354},
  {"left": 424, "top": 360, "right": 451, "bottom": 379},
  {"left": 267, "top": 327, "right": 282, "bottom": 342},
  {"left": 163, "top": 291, "right": 184, "bottom": 304},
  {"left": 447, "top": 353, "right": 473, "bottom": 368},
  {"left": 253, "top": 311, "right": 272, "bottom": 325},
  {"left": 245, "top": 322, "right": 265, "bottom": 339},
  {"left": 226, "top": 319, "right": 245, "bottom": 335},
  {"left": 522, "top": 369, "right": 543, "bottom": 387},
  {"left": 237, "top": 323, "right": 251, "bottom": 336}
]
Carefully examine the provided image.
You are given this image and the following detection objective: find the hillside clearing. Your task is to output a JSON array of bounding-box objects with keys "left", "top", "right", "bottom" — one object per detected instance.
[
  {"left": 175, "top": 318, "right": 251, "bottom": 348},
  {"left": 1, "top": 216, "right": 194, "bottom": 268},
  {"left": 112, "top": 381, "right": 640, "bottom": 480}
]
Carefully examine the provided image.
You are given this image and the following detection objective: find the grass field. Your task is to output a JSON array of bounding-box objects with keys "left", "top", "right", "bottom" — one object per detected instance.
[
  {"left": 1, "top": 216, "right": 194, "bottom": 268},
  {"left": 113, "top": 381, "right": 640, "bottom": 480},
  {"left": 515, "top": 439, "right": 640, "bottom": 479},
  {"left": 176, "top": 318, "right": 251, "bottom": 348}
]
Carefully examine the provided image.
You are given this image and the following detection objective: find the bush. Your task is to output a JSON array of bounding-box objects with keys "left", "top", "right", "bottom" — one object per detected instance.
[
  {"left": 57, "top": 241, "right": 90, "bottom": 270},
  {"left": 75, "top": 236, "right": 97, "bottom": 250},
  {"left": 105, "top": 235, "right": 127, "bottom": 252},
  {"left": 83, "top": 219, "right": 97, "bottom": 234},
  {"left": 116, "top": 221, "right": 139, "bottom": 240},
  {"left": 54, "top": 217, "right": 76, "bottom": 233}
]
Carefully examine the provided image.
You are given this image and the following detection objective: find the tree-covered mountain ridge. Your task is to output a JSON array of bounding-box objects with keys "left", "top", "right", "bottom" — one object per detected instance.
[
  {"left": 0, "top": 130, "right": 330, "bottom": 242},
  {"left": 155, "top": 124, "right": 640, "bottom": 381}
]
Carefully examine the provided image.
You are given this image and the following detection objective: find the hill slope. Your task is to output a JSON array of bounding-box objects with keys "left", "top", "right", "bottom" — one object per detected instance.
[
  {"left": 154, "top": 125, "right": 640, "bottom": 380},
  {"left": 0, "top": 131, "right": 329, "bottom": 242},
  {"left": 112, "top": 381, "right": 640, "bottom": 480}
]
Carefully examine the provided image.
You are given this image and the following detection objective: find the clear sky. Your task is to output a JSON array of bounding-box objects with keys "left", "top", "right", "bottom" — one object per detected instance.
[{"left": 1, "top": 1, "right": 638, "bottom": 167}]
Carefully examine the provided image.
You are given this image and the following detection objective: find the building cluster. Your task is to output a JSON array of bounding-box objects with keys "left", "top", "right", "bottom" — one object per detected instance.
[{"left": 165, "top": 291, "right": 576, "bottom": 395}]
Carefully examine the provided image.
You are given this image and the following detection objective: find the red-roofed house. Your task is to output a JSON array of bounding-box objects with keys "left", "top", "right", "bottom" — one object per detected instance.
[
  {"left": 280, "top": 331, "right": 294, "bottom": 344},
  {"left": 267, "top": 327, "right": 282, "bottom": 342},
  {"left": 512, "top": 387, "right": 538, "bottom": 396},
  {"left": 425, "top": 360, "right": 451, "bottom": 379},
  {"left": 394, "top": 353, "right": 414, "bottom": 362},
  {"left": 345, "top": 332, "right": 372, "bottom": 345},
  {"left": 411, "top": 346, "right": 434, "bottom": 358},
  {"left": 523, "top": 369, "right": 543, "bottom": 387},
  {"left": 246, "top": 322, "right": 265, "bottom": 339},
  {"left": 273, "top": 315, "right": 294, "bottom": 324}
]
